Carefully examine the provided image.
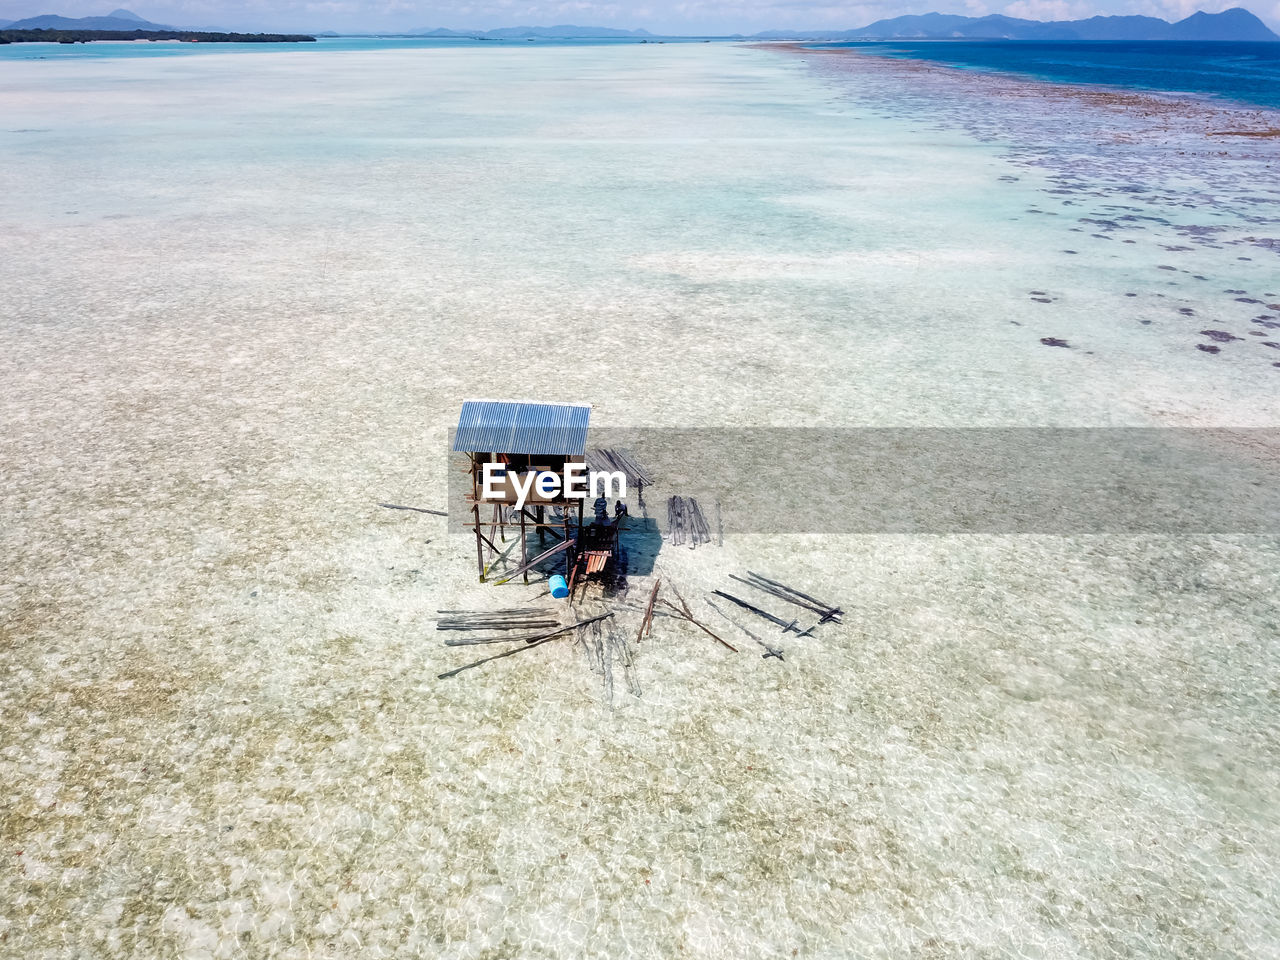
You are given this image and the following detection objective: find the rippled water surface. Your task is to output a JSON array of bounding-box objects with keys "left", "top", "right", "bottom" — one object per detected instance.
[{"left": 2, "top": 42, "right": 1278, "bottom": 959}]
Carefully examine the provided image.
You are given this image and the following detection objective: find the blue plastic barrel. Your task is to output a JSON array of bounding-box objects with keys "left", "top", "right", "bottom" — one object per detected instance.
[{"left": 549, "top": 574, "right": 569, "bottom": 599}]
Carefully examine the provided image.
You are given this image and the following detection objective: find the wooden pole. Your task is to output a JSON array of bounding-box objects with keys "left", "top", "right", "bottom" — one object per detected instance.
[
  {"left": 520, "top": 508, "right": 528, "bottom": 583},
  {"left": 470, "top": 457, "right": 485, "bottom": 580},
  {"left": 472, "top": 502, "right": 485, "bottom": 580},
  {"left": 636, "top": 578, "right": 660, "bottom": 644},
  {"left": 438, "top": 613, "right": 614, "bottom": 679},
  {"left": 658, "top": 599, "right": 738, "bottom": 653}
]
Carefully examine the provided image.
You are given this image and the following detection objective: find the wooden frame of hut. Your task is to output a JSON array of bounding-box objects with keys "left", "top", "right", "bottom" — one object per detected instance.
[{"left": 452, "top": 400, "right": 592, "bottom": 582}]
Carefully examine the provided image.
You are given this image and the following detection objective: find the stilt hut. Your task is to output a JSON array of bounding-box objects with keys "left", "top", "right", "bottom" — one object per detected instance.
[{"left": 452, "top": 399, "right": 592, "bottom": 582}]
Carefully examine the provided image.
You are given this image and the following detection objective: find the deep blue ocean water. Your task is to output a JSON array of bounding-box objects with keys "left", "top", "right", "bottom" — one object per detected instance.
[{"left": 820, "top": 40, "right": 1280, "bottom": 110}]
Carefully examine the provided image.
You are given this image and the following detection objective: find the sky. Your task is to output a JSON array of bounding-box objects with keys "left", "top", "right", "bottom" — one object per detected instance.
[{"left": 2, "top": 0, "right": 1278, "bottom": 36}]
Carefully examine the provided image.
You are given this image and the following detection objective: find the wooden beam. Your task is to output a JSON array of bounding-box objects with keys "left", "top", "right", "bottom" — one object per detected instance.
[
  {"left": 379, "top": 503, "right": 448, "bottom": 516},
  {"left": 437, "top": 613, "right": 614, "bottom": 679},
  {"left": 636, "top": 578, "right": 660, "bottom": 644},
  {"left": 492, "top": 539, "right": 572, "bottom": 585}
]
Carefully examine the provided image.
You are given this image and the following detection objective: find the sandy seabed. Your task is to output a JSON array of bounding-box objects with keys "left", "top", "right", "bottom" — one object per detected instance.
[{"left": 1, "top": 42, "right": 1279, "bottom": 959}]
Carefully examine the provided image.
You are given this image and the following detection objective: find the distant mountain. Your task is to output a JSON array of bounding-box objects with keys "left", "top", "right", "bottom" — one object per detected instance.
[
  {"left": 7, "top": 11, "right": 175, "bottom": 30},
  {"left": 1167, "top": 7, "right": 1274, "bottom": 38},
  {"left": 408, "top": 24, "right": 653, "bottom": 39},
  {"left": 754, "top": 7, "right": 1278, "bottom": 41}
]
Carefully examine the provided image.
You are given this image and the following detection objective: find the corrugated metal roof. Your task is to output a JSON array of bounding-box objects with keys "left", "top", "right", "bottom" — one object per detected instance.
[{"left": 452, "top": 400, "right": 591, "bottom": 456}]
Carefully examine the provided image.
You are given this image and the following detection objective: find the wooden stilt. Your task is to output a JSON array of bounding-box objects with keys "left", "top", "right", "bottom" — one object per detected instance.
[
  {"left": 472, "top": 502, "right": 485, "bottom": 580},
  {"left": 519, "top": 509, "right": 528, "bottom": 583}
]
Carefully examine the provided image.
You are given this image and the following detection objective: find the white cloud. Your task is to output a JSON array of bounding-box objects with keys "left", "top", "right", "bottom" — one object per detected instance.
[
  {"left": 1131, "top": 0, "right": 1238, "bottom": 18},
  {"left": 1003, "top": 0, "right": 1095, "bottom": 19}
]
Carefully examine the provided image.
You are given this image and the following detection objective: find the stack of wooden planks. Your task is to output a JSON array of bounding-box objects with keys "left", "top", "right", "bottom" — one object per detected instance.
[
  {"left": 666, "top": 495, "right": 711, "bottom": 547},
  {"left": 437, "top": 612, "right": 614, "bottom": 678},
  {"left": 436, "top": 608, "right": 558, "bottom": 634},
  {"left": 586, "top": 448, "right": 654, "bottom": 487}
]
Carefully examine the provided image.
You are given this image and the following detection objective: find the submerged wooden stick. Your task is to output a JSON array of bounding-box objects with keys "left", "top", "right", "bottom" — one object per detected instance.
[
  {"left": 711, "top": 589, "right": 801, "bottom": 633},
  {"left": 636, "top": 578, "right": 661, "bottom": 644},
  {"left": 740, "top": 571, "right": 842, "bottom": 622},
  {"left": 668, "top": 582, "right": 698, "bottom": 622},
  {"left": 438, "top": 621, "right": 559, "bottom": 633},
  {"left": 708, "top": 599, "right": 784, "bottom": 660},
  {"left": 437, "top": 613, "right": 614, "bottom": 679},
  {"left": 659, "top": 598, "right": 737, "bottom": 653},
  {"left": 444, "top": 628, "right": 564, "bottom": 646},
  {"left": 379, "top": 503, "right": 449, "bottom": 517}
]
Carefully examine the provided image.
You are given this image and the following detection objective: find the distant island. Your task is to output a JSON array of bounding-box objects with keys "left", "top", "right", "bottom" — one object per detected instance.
[
  {"left": 409, "top": 24, "right": 653, "bottom": 39},
  {"left": 2, "top": 6, "right": 1275, "bottom": 44},
  {"left": 0, "top": 28, "right": 316, "bottom": 43},
  {"left": 752, "top": 7, "right": 1278, "bottom": 42},
  {"left": 0, "top": 9, "right": 312, "bottom": 40},
  {"left": 407, "top": 7, "right": 1277, "bottom": 42}
]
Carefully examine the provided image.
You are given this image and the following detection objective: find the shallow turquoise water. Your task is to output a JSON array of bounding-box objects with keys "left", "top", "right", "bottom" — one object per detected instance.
[
  {"left": 1, "top": 42, "right": 1279, "bottom": 959},
  {"left": 3, "top": 42, "right": 1277, "bottom": 423}
]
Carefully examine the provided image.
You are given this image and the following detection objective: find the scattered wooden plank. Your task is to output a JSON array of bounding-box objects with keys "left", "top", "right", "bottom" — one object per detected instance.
[
  {"left": 445, "top": 631, "right": 559, "bottom": 646},
  {"left": 708, "top": 599, "right": 784, "bottom": 660},
  {"left": 437, "top": 608, "right": 553, "bottom": 615},
  {"left": 659, "top": 597, "right": 737, "bottom": 653},
  {"left": 437, "top": 613, "right": 614, "bottom": 680},
  {"left": 611, "top": 624, "right": 642, "bottom": 698},
  {"left": 379, "top": 503, "right": 448, "bottom": 517},
  {"left": 436, "top": 608, "right": 557, "bottom": 632},
  {"left": 737, "top": 571, "right": 843, "bottom": 623},
  {"left": 710, "top": 589, "right": 806, "bottom": 635},
  {"left": 636, "top": 578, "right": 661, "bottom": 644}
]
